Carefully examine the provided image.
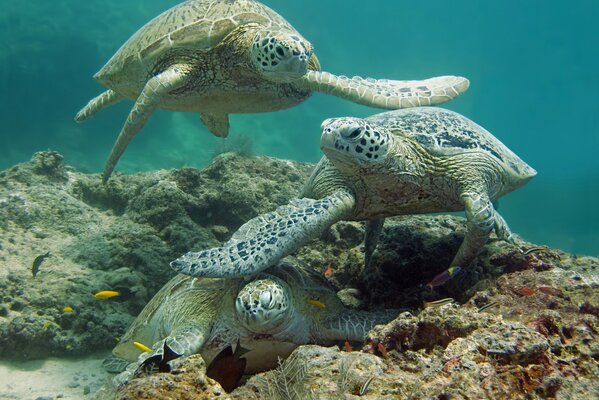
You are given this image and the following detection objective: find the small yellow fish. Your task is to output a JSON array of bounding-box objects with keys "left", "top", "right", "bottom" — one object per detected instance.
[
  {"left": 94, "top": 290, "right": 120, "bottom": 299},
  {"left": 62, "top": 306, "right": 74, "bottom": 313},
  {"left": 307, "top": 299, "right": 326, "bottom": 309},
  {"left": 66, "top": 344, "right": 73, "bottom": 350},
  {"left": 133, "top": 341, "right": 152, "bottom": 352},
  {"left": 42, "top": 321, "right": 54, "bottom": 330},
  {"left": 423, "top": 298, "right": 455, "bottom": 308}
]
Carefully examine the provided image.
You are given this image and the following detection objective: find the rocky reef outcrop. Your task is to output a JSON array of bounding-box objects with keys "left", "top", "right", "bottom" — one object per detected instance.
[{"left": 0, "top": 151, "right": 597, "bottom": 399}]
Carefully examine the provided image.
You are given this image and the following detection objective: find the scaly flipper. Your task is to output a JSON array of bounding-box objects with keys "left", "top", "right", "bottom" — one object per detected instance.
[
  {"left": 170, "top": 191, "right": 356, "bottom": 278},
  {"left": 493, "top": 211, "right": 515, "bottom": 243},
  {"left": 451, "top": 192, "right": 496, "bottom": 268},
  {"left": 319, "top": 309, "right": 397, "bottom": 342},
  {"left": 102, "top": 65, "right": 190, "bottom": 182},
  {"left": 200, "top": 113, "right": 230, "bottom": 138},
  {"left": 299, "top": 71, "right": 469, "bottom": 109},
  {"left": 74, "top": 89, "right": 124, "bottom": 123},
  {"left": 113, "top": 324, "right": 208, "bottom": 386}
]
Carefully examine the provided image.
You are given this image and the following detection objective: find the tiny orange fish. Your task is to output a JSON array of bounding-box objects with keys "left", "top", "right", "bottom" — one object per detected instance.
[
  {"left": 324, "top": 263, "right": 333, "bottom": 278},
  {"left": 344, "top": 339, "right": 353, "bottom": 352},
  {"left": 515, "top": 287, "right": 535, "bottom": 296},
  {"left": 377, "top": 342, "right": 389, "bottom": 359}
]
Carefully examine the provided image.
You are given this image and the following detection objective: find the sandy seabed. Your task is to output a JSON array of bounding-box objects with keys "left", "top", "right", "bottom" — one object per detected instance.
[{"left": 0, "top": 353, "right": 111, "bottom": 400}]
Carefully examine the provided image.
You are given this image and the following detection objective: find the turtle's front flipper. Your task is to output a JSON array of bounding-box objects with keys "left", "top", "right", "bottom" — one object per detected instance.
[
  {"left": 451, "top": 192, "right": 496, "bottom": 268},
  {"left": 364, "top": 218, "right": 385, "bottom": 270},
  {"left": 102, "top": 65, "right": 190, "bottom": 182},
  {"left": 319, "top": 309, "right": 398, "bottom": 342},
  {"left": 114, "top": 324, "right": 209, "bottom": 386},
  {"left": 75, "top": 89, "right": 124, "bottom": 123},
  {"left": 171, "top": 191, "right": 356, "bottom": 278},
  {"left": 299, "top": 71, "right": 469, "bottom": 109}
]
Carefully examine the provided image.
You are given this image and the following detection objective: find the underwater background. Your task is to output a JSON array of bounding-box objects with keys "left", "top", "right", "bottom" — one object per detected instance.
[{"left": 0, "top": 0, "right": 597, "bottom": 257}]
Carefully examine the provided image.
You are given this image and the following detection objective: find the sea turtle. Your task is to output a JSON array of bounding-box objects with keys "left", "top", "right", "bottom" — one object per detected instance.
[
  {"left": 103, "top": 259, "right": 396, "bottom": 382},
  {"left": 74, "top": 0, "right": 470, "bottom": 182},
  {"left": 170, "top": 107, "right": 536, "bottom": 278}
]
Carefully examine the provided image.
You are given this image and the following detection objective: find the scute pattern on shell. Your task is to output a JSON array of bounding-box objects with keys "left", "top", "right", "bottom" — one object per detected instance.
[
  {"left": 99, "top": 0, "right": 296, "bottom": 79},
  {"left": 367, "top": 108, "right": 536, "bottom": 179}
]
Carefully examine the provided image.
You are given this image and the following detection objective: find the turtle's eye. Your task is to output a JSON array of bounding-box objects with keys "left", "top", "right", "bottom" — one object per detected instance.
[
  {"left": 342, "top": 127, "right": 362, "bottom": 141},
  {"left": 260, "top": 290, "right": 273, "bottom": 308},
  {"left": 275, "top": 45, "right": 286, "bottom": 58}
]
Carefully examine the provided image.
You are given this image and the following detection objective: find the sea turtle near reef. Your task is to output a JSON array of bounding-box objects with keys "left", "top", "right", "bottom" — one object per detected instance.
[
  {"left": 74, "top": 0, "right": 470, "bottom": 182},
  {"left": 170, "top": 107, "right": 536, "bottom": 278},
  {"left": 103, "top": 259, "right": 396, "bottom": 383}
]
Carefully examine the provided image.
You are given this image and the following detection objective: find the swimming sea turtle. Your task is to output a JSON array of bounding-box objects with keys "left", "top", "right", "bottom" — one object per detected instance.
[
  {"left": 170, "top": 107, "right": 536, "bottom": 278},
  {"left": 74, "top": 0, "right": 469, "bottom": 182},
  {"left": 104, "top": 259, "right": 396, "bottom": 381}
]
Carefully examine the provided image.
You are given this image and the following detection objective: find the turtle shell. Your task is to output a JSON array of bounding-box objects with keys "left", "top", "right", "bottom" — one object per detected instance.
[
  {"left": 112, "top": 274, "right": 230, "bottom": 362},
  {"left": 367, "top": 107, "right": 536, "bottom": 179},
  {"left": 95, "top": 0, "right": 297, "bottom": 89}
]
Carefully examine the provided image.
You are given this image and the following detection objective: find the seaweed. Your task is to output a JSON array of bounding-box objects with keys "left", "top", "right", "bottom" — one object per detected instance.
[{"left": 253, "top": 352, "right": 315, "bottom": 400}]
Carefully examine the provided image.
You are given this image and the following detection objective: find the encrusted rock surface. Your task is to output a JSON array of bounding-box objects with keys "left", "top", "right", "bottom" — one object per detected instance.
[
  {"left": 117, "top": 355, "right": 227, "bottom": 400},
  {"left": 1, "top": 151, "right": 597, "bottom": 399},
  {"left": 0, "top": 151, "right": 311, "bottom": 358}
]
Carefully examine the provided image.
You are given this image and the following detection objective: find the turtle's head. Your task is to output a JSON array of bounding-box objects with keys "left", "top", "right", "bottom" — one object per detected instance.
[
  {"left": 250, "top": 29, "right": 312, "bottom": 83},
  {"left": 320, "top": 117, "right": 392, "bottom": 169},
  {"left": 235, "top": 276, "right": 293, "bottom": 334}
]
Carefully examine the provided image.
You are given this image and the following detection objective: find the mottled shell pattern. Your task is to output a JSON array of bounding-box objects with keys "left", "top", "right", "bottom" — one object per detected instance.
[
  {"left": 367, "top": 108, "right": 536, "bottom": 179},
  {"left": 95, "top": 0, "right": 297, "bottom": 88}
]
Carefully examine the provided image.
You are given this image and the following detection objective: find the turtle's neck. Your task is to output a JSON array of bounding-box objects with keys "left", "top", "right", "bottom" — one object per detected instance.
[{"left": 270, "top": 304, "right": 310, "bottom": 343}]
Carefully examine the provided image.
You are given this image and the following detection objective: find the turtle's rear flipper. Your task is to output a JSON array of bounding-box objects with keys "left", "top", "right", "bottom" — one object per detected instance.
[
  {"left": 300, "top": 71, "right": 469, "bottom": 109},
  {"left": 102, "top": 65, "right": 190, "bottom": 183},
  {"left": 320, "top": 309, "right": 398, "bottom": 342},
  {"left": 451, "top": 192, "right": 496, "bottom": 268},
  {"left": 102, "top": 354, "right": 130, "bottom": 373},
  {"left": 200, "top": 113, "right": 230, "bottom": 138},
  {"left": 75, "top": 90, "right": 124, "bottom": 123},
  {"left": 170, "top": 191, "right": 356, "bottom": 278}
]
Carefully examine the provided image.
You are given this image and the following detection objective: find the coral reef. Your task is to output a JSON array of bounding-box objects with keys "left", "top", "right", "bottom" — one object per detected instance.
[
  {"left": 0, "top": 151, "right": 597, "bottom": 399},
  {"left": 0, "top": 151, "right": 311, "bottom": 358},
  {"left": 114, "top": 355, "right": 226, "bottom": 400}
]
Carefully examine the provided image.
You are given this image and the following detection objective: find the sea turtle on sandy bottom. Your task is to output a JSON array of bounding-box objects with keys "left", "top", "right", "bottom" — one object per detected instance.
[
  {"left": 74, "top": 0, "right": 469, "bottom": 182},
  {"left": 170, "top": 107, "right": 536, "bottom": 278},
  {"left": 103, "top": 259, "right": 396, "bottom": 383}
]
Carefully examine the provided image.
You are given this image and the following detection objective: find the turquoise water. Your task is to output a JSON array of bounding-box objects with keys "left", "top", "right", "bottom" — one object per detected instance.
[{"left": 0, "top": 0, "right": 597, "bottom": 256}]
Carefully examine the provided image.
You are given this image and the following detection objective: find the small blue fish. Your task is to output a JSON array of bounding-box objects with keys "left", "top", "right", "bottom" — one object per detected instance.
[{"left": 426, "top": 266, "right": 462, "bottom": 289}]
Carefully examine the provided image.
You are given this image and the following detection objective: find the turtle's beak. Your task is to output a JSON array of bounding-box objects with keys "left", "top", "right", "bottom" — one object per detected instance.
[{"left": 319, "top": 118, "right": 339, "bottom": 153}]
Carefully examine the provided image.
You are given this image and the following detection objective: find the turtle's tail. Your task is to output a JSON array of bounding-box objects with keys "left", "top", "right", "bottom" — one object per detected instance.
[
  {"left": 299, "top": 71, "right": 469, "bottom": 110},
  {"left": 75, "top": 89, "right": 124, "bottom": 123}
]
